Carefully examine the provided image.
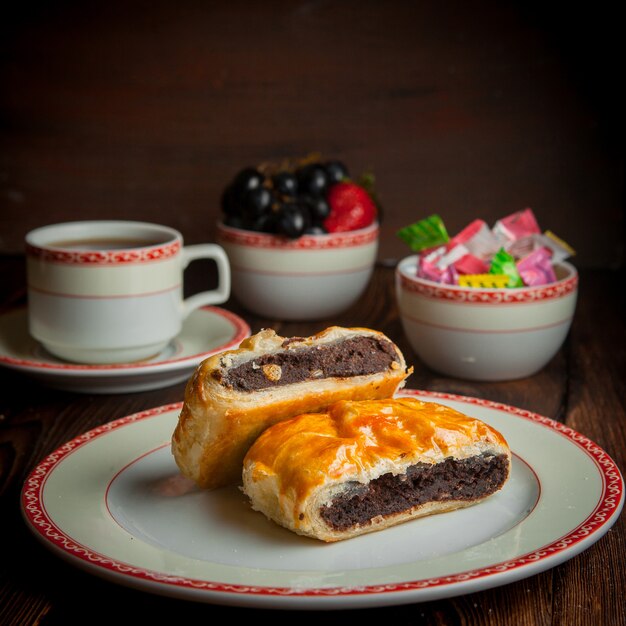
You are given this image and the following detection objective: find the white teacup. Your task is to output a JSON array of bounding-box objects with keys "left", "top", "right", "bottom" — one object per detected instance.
[{"left": 25, "top": 220, "right": 231, "bottom": 364}]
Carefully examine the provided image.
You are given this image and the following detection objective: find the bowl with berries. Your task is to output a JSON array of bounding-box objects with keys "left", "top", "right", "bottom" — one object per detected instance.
[{"left": 217, "top": 156, "right": 380, "bottom": 320}]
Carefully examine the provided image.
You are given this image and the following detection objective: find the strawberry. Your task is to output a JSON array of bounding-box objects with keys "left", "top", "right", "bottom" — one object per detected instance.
[{"left": 323, "top": 182, "right": 378, "bottom": 233}]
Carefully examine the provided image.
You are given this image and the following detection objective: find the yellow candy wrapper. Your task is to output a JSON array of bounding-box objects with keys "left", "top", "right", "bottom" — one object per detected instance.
[
  {"left": 458, "top": 274, "right": 510, "bottom": 289},
  {"left": 544, "top": 230, "right": 576, "bottom": 257}
]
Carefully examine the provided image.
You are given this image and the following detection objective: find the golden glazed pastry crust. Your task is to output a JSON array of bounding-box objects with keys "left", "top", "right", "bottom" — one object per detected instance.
[
  {"left": 242, "top": 397, "right": 511, "bottom": 542},
  {"left": 171, "top": 326, "right": 411, "bottom": 490}
]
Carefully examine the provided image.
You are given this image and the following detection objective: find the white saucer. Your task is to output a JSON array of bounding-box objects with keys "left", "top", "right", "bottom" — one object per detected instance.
[{"left": 0, "top": 307, "right": 250, "bottom": 394}]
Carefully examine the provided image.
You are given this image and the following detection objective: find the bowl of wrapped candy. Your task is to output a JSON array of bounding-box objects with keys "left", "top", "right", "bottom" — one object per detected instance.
[
  {"left": 395, "top": 209, "right": 578, "bottom": 381},
  {"left": 217, "top": 155, "right": 380, "bottom": 320}
]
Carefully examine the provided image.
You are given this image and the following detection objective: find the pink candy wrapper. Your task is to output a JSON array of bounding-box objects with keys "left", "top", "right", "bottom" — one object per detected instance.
[
  {"left": 493, "top": 208, "right": 541, "bottom": 243},
  {"left": 454, "top": 253, "right": 490, "bottom": 275},
  {"left": 517, "top": 247, "right": 557, "bottom": 286},
  {"left": 448, "top": 219, "right": 501, "bottom": 261},
  {"left": 417, "top": 255, "right": 458, "bottom": 284}
]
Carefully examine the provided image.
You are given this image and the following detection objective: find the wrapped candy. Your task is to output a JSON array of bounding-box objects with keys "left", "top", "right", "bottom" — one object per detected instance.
[
  {"left": 489, "top": 248, "right": 524, "bottom": 288},
  {"left": 448, "top": 219, "right": 501, "bottom": 261},
  {"left": 493, "top": 208, "right": 541, "bottom": 243},
  {"left": 454, "top": 253, "right": 490, "bottom": 275},
  {"left": 517, "top": 247, "right": 557, "bottom": 286},
  {"left": 396, "top": 214, "right": 449, "bottom": 252},
  {"left": 458, "top": 274, "right": 510, "bottom": 288},
  {"left": 541, "top": 231, "right": 577, "bottom": 263},
  {"left": 434, "top": 243, "right": 469, "bottom": 270},
  {"left": 417, "top": 249, "right": 459, "bottom": 284},
  {"left": 398, "top": 208, "right": 574, "bottom": 289},
  {"left": 505, "top": 235, "right": 537, "bottom": 260}
]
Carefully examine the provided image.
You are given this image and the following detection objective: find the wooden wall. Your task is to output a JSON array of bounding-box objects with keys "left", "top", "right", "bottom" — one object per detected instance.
[{"left": 1, "top": 0, "right": 623, "bottom": 268}]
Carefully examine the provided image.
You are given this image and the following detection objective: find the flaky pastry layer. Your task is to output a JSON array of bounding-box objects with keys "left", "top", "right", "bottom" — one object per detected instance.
[
  {"left": 242, "top": 397, "right": 511, "bottom": 542},
  {"left": 171, "top": 326, "right": 411, "bottom": 489}
]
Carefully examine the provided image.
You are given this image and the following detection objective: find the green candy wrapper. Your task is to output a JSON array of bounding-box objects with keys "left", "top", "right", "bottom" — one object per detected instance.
[
  {"left": 396, "top": 214, "right": 449, "bottom": 252},
  {"left": 489, "top": 248, "right": 524, "bottom": 287}
]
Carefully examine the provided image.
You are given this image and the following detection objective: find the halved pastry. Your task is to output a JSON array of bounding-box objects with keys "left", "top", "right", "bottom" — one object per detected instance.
[
  {"left": 242, "top": 397, "right": 511, "bottom": 542},
  {"left": 172, "top": 326, "right": 411, "bottom": 490}
]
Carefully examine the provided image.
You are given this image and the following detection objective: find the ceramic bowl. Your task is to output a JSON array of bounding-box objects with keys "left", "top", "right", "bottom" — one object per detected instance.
[
  {"left": 395, "top": 255, "right": 578, "bottom": 381},
  {"left": 216, "top": 221, "right": 379, "bottom": 320}
]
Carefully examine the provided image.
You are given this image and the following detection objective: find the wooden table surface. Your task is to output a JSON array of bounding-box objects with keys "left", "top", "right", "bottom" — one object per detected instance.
[{"left": 0, "top": 255, "right": 624, "bottom": 626}]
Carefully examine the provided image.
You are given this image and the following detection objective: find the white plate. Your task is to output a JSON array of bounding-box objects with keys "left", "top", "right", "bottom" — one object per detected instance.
[
  {"left": 21, "top": 390, "right": 624, "bottom": 609},
  {"left": 0, "top": 307, "right": 250, "bottom": 393}
]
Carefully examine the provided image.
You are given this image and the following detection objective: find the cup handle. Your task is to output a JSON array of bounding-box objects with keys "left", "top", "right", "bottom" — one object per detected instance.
[{"left": 180, "top": 244, "right": 231, "bottom": 319}]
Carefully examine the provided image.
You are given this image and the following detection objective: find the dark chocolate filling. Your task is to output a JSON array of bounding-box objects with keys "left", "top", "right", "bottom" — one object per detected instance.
[
  {"left": 319, "top": 453, "right": 509, "bottom": 531},
  {"left": 218, "top": 336, "right": 399, "bottom": 392}
]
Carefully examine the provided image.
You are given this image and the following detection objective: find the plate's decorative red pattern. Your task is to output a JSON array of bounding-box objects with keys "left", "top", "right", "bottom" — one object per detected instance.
[
  {"left": 397, "top": 269, "right": 578, "bottom": 304},
  {"left": 21, "top": 390, "right": 623, "bottom": 602},
  {"left": 217, "top": 222, "right": 378, "bottom": 250},
  {"left": 25, "top": 240, "right": 181, "bottom": 265}
]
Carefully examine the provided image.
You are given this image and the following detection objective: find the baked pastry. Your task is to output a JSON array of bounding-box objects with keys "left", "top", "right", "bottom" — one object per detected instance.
[
  {"left": 171, "top": 326, "right": 411, "bottom": 490},
  {"left": 242, "top": 397, "right": 511, "bottom": 542}
]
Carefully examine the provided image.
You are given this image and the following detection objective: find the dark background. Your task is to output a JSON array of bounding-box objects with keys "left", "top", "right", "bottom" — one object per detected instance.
[{"left": 1, "top": 0, "right": 623, "bottom": 268}]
